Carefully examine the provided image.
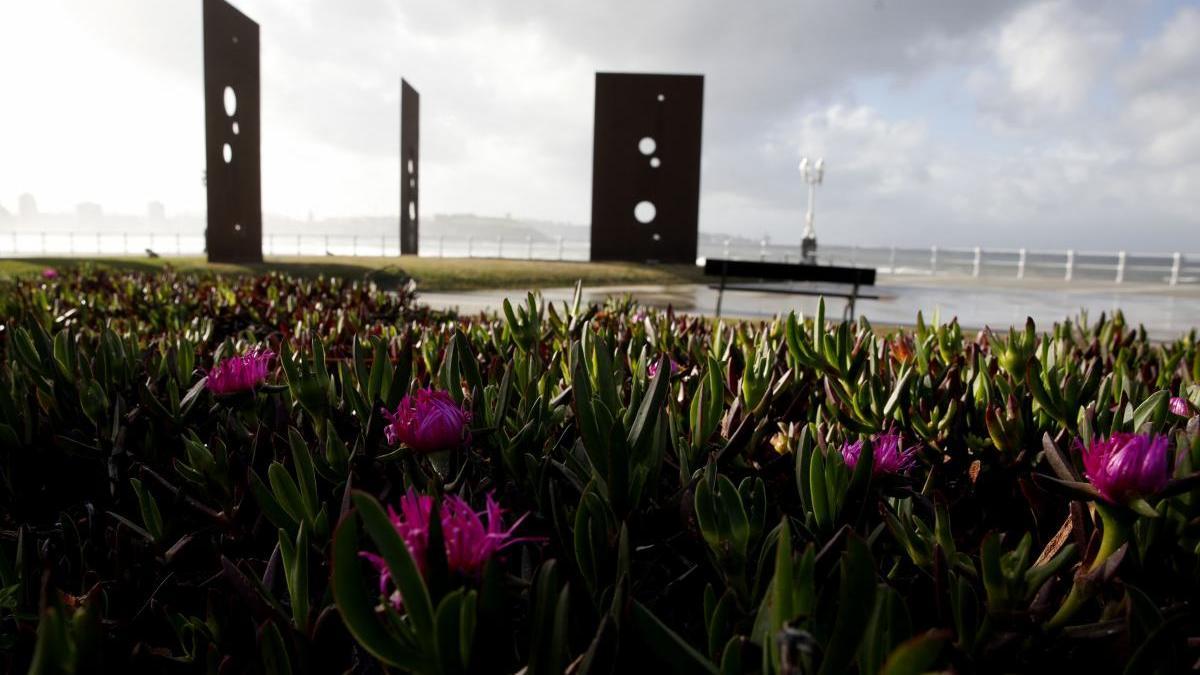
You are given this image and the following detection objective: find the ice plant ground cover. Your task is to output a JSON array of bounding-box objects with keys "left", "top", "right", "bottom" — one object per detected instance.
[{"left": 2, "top": 269, "right": 1200, "bottom": 673}]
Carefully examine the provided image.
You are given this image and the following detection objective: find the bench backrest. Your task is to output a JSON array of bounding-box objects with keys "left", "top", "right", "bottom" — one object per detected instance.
[{"left": 703, "top": 258, "right": 876, "bottom": 285}]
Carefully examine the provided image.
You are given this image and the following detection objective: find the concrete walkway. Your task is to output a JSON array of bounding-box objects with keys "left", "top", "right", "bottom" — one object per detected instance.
[{"left": 419, "top": 274, "right": 1200, "bottom": 339}]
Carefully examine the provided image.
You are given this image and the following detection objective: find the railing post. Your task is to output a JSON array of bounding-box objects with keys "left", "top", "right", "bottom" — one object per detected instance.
[
  {"left": 888, "top": 246, "right": 896, "bottom": 273},
  {"left": 930, "top": 246, "right": 938, "bottom": 275},
  {"left": 558, "top": 236, "right": 564, "bottom": 260},
  {"left": 1017, "top": 248, "right": 1026, "bottom": 279},
  {"left": 1170, "top": 252, "right": 1181, "bottom": 286},
  {"left": 1064, "top": 250, "right": 1074, "bottom": 282},
  {"left": 972, "top": 246, "right": 982, "bottom": 278},
  {"left": 1115, "top": 250, "right": 1126, "bottom": 284}
]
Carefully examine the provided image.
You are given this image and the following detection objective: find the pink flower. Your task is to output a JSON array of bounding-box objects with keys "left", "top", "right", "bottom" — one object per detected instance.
[
  {"left": 1079, "top": 433, "right": 1171, "bottom": 505},
  {"left": 1170, "top": 397, "right": 1192, "bottom": 417},
  {"left": 42, "top": 267, "right": 58, "bottom": 279},
  {"left": 841, "top": 432, "right": 917, "bottom": 476},
  {"left": 647, "top": 357, "right": 681, "bottom": 379},
  {"left": 382, "top": 388, "right": 471, "bottom": 452},
  {"left": 206, "top": 348, "right": 274, "bottom": 395},
  {"left": 361, "top": 490, "right": 539, "bottom": 609}
]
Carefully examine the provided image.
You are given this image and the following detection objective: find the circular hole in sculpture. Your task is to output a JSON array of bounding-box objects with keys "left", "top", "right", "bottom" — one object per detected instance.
[
  {"left": 652, "top": 233, "right": 662, "bottom": 242},
  {"left": 407, "top": 158, "right": 415, "bottom": 173},
  {"left": 650, "top": 157, "right": 661, "bottom": 168},
  {"left": 222, "top": 143, "right": 233, "bottom": 164},
  {"left": 409, "top": 178, "right": 416, "bottom": 188},
  {"left": 223, "top": 86, "right": 237, "bottom": 116},
  {"left": 234, "top": 223, "right": 242, "bottom": 232},
  {"left": 638, "top": 137, "right": 656, "bottom": 156},
  {"left": 634, "top": 201, "right": 656, "bottom": 224},
  {"left": 657, "top": 93, "right": 665, "bottom": 102},
  {"left": 232, "top": 121, "right": 240, "bottom": 135},
  {"left": 408, "top": 202, "right": 416, "bottom": 220}
]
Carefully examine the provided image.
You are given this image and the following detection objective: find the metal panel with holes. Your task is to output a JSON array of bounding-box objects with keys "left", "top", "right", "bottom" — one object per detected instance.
[
  {"left": 400, "top": 79, "right": 420, "bottom": 255},
  {"left": 590, "top": 72, "right": 704, "bottom": 264},
  {"left": 203, "top": 0, "right": 262, "bottom": 263}
]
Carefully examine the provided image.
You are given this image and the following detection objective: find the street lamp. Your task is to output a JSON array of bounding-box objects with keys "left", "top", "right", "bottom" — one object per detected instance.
[{"left": 799, "top": 156, "right": 824, "bottom": 262}]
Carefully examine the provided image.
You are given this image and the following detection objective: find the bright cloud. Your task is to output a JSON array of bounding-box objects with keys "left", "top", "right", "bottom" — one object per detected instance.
[{"left": 0, "top": 0, "right": 1196, "bottom": 252}]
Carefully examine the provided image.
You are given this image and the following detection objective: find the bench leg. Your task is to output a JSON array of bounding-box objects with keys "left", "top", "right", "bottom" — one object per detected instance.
[{"left": 715, "top": 273, "right": 726, "bottom": 318}]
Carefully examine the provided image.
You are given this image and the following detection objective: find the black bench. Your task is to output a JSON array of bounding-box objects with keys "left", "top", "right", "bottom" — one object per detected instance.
[{"left": 703, "top": 258, "right": 877, "bottom": 320}]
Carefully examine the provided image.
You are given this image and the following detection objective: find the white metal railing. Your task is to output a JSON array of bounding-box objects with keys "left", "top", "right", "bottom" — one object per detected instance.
[
  {"left": 0, "top": 231, "right": 590, "bottom": 264},
  {"left": 802, "top": 244, "right": 1199, "bottom": 287},
  {"left": 710, "top": 241, "right": 1198, "bottom": 287},
  {"left": 1, "top": 232, "right": 1196, "bottom": 286}
]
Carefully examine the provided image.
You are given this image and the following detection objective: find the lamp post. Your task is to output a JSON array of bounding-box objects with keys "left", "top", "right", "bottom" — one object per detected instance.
[{"left": 799, "top": 156, "right": 824, "bottom": 262}]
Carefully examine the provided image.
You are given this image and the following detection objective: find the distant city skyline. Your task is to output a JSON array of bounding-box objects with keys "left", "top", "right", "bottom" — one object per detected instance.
[{"left": 1, "top": 1, "right": 1198, "bottom": 253}]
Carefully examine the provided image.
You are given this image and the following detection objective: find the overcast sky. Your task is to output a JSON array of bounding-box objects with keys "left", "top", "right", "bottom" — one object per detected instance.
[{"left": 1, "top": 0, "right": 1197, "bottom": 251}]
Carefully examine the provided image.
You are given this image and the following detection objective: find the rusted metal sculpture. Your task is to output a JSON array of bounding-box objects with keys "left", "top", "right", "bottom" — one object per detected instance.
[
  {"left": 590, "top": 72, "right": 704, "bottom": 264},
  {"left": 203, "top": 0, "right": 262, "bottom": 263},
  {"left": 400, "top": 79, "right": 420, "bottom": 255}
]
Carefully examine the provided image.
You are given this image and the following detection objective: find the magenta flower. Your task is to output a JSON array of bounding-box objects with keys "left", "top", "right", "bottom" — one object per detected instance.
[
  {"left": 1079, "top": 433, "right": 1171, "bottom": 505},
  {"left": 1170, "top": 397, "right": 1192, "bottom": 417},
  {"left": 382, "top": 388, "right": 471, "bottom": 452},
  {"left": 361, "top": 490, "right": 539, "bottom": 609},
  {"left": 41, "top": 267, "right": 58, "bottom": 279},
  {"left": 647, "top": 357, "right": 681, "bottom": 379},
  {"left": 841, "top": 432, "right": 917, "bottom": 476},
  {"left": 205, "top": 348, "right": 274, "bottom": 395}
]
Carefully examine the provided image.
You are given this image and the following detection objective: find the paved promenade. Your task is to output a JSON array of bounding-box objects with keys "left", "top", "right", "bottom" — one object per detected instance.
[{"left": 419, "top": 273, "right": 1200, "bottom": 339}]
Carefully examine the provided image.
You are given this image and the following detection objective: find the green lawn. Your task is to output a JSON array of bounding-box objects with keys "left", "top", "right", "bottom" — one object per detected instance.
[{"left": 0, "top": 255, "right": 705, "bottom": 292}]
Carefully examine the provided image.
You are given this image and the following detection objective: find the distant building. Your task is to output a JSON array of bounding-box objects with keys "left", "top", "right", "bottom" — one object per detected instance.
[
  {"left": 147, "top": 201, "right": 166, "bottom": 221},
  {"left": 18, "top": 193, "right": 37, "bottom": 220},
  {"left": 76, "top": 202, "right": 103, "bottom": 222},
  {"left": 0, "top": 202, "right": 10, "bottom": 221}
]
